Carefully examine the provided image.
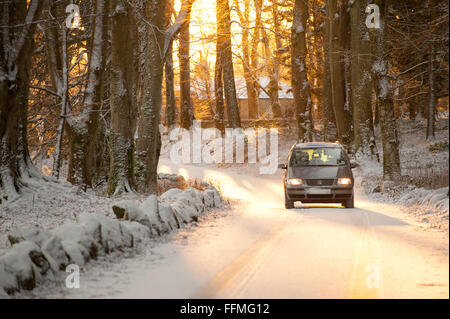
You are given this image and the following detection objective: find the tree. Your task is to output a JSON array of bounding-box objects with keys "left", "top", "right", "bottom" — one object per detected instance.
[
  {"left": 65, "top": 0, "right": 107, "bottom": 188},
  {"left": 291, "top": 0, "right": 312, "bottom": 142},
  {"left": 370, "top": 0, "right": 401, "bottom": 181},
  {"left": 326, "top": 0, "right": 351, "bottom": 146},
  {"left": 386, "top": 1, "right": 448, "bottom": 138},
  {"left": 322, "top": 5, "right": 336, "bottom": 141},
  {"left": 234, "top": 0, "right": 258, "bottom": 120},
  {"left": 179, "top": 1, "right": 195, "bottom": 129},
  {"left": 350, "top": 0, "right": 377, "bottom": 156},
  {"left": 135, "top": 0, "right": 194, "bottom": 193},
  {"left": 0, "top": 0, "right": 43, "bottom": 202},
  {"left": 164, "top": 0, "right": 176, "bottom": 128},
  {"left": 249, "top": 0, "right": 263, "bottom": 118},
  {"left": 216, "top": 0, "right": 241, "bottom": 128},
  {"left": 260, "top": 7, "right": 282, "bottom": 118},
  {"left": 41, "top": 0, "right": 70, "bottom": 179},
  {"left": 108, "top": 0, "right": 138, "bottom": 195},
  {"left": 270, "top": 0, "right": 284, "bottom": 118},
  {"left": 214, "top": 32, "right": 226, "bottom": 132},
  {"left": 427, "top": 42, "right": 435, "bottom": 140}
]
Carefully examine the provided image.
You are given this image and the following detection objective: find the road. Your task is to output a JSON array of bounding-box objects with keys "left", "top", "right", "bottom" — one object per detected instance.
[{"left": 39, "top": 160, "right": 449, "bottom": 299}]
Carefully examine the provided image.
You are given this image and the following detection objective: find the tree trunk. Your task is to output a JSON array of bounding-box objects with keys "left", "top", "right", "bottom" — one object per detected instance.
[
  {"left": 214, "top": 39, "right": 225, "bottom": 133},
  {"left": 249, "top": 0, "right": 262, "bottom": 119},
  {"left": 350, "top": 0, "right": 377, "bottom": 156},
  {"left": 235, "top": 0, "right": 258, "bottom": 120},
  {"left": 271, "top": 0, "right": 283, "bottom": 118},
  {"left": 0, "top": 0, "right": 42, "bottom": 202},
  {"left": 52, "top": 26, "right": 68, "bottom": 179},
  {"left": 370, "top": 0, "right": 401, "bottom": 181},
  {"left": 67, "top": 0, "right": 107, "bottom": 188},
  {"left": 165, "top": 42, "right": 176, "bottom": 128},
  {"left": 42, "top": 2, "right": 65, "bottom": 177},
  {"left": 291, "top": 0, "right": 312, "bottom": 142},
  {"left": 179, "top": 9, "right": 195, "bottom": 129},
  {"left": 261, "top": 19, "right": 282, "bottom": 118},
  {"left": 217, "top": 0, "right": 241, "bottom": 128},
  {"left": 326, "top": 0, "right": 351, "bottom": 145},
  {"left": 426, "top": 44, "right": 435, "bottom": 140},
  {"left": 322, "top": 18, "right": 336, "bottom": 141},
  {"left": 108, "top": 0, "right": 138, "bottom": 196},
  {"left": 163, "top": 1, "right": 176, "bottom": 128},
  {"left": 135, "top": 0, "right": 169, "bottom": 193}
]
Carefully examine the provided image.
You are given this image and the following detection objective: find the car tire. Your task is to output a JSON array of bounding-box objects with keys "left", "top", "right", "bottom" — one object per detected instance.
[
  {"left": 285, "top": 192, "right": 294, "bottom": 209},
  {"left": 343, "top": 196, "right": 354, "bottom": 208}
]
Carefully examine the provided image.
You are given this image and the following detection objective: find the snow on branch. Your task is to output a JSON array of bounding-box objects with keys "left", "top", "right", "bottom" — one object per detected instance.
[
  {"left": 12, "top": 0, "right": 41, "bottom": 62},
  {"left": 163, "top": 0, "right": 194, "bottom": 60},
  {"left": 29, "top": 85, "right": 59, "bottom": 97}
]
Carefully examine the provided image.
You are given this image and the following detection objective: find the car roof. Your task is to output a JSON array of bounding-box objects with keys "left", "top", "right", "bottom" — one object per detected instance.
[{"left": 293, "top": 142, "right": 343, "bottom": 149}]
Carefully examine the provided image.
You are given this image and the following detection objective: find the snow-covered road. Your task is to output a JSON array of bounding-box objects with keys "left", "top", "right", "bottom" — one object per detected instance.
[{"left": 30, "top": 159, "right": 449, "bottom": 299}]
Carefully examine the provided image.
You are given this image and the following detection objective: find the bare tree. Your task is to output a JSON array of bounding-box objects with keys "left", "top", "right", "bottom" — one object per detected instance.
[
  {"left": 41, "top": 0, "right": 70, "bottom": 179},
  {"left": 249, "top": 0, "right": 262, "bottom": 118},
  {"left": 214, "top": 34, "right": 226, "bottom": 132},
  {"left": 64, "top": 0, "right": 107, "bottom": 188},
  {"left": 350, "top": 0, "right": 377, "bottom": 156},
  {"left": 291, "top": 0, "right": 312, "bottom": 142},
  {"left": 234, "top": 0, "right": 258, "bottom": 120},
  {"left": 260, "top": 4, "right": 282, "bottom": 118},
  {"left": 370, "top": 0, "right": 401, "bottom": 181},
  {"left": 216, "top": 0, "right": 241, "bottom": 128},
  {"left": 108, "top": 0, "right": 138, "bottom": 195},
  {"left": 164, "top": 0, "right": 176, "bottom": 128},
  {"left": 326, "top": 0, "right": 351, "bottom": 146},
  {"left": 135, "top": 0, "right": 194, "bottom": 193},
  {"left": 427, "top": 42, "right": 435, "bottom": 140},
  {"left": 179, "top": 0, "right": 195, "bottom": 129},
  {"left": 0, "top": 0, "right": 43, "bottom": 202}
]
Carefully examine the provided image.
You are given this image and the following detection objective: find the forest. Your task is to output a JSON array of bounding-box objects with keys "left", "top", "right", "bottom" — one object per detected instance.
[{"left": 0, "top": 0, "right": 448, "bottom": 201}]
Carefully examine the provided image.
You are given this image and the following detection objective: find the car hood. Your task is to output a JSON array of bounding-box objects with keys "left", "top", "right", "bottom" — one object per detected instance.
[{"left": 289, "top": 166, "right": 349, "bottom": 179}]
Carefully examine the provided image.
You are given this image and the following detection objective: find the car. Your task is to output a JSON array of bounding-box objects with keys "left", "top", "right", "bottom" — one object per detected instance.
[{"left": 278, "top": 142, "right": 359, "bottom": 209}]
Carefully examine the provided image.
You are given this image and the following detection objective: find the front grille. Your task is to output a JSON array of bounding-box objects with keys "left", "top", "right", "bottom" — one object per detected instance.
[
  {"left": 305, "top": 179, "right": 335, "bottom": 186},
  {"left": 335, "top": 194, "right": 352, "bottom": 199}
]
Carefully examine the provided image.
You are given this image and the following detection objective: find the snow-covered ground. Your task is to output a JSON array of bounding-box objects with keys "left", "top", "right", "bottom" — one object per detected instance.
[
  {"left": 1, "top": 117, "right": 448, "bottom": 298},
  {"left": 160, "top": 118, "right": 449, "bottom": 232},
  {"left": 0, "top": 172, "right": 223, "bottom": 296},
  {"left": 15, "top": 158, "right": 448, "bottom": 299},
  {"left": 356, "top": 118, "right": 449, "bottom": 232},
  {"left": 0, "top": 179, "right": 142, "bottom": 252}
]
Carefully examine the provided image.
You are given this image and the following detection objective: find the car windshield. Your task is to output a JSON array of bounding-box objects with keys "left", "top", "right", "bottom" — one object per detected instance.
[{"left": 289, "top": 147, "right": 347, "bottom": 166}]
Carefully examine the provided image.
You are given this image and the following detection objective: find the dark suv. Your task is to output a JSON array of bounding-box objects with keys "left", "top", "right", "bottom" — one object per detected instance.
[{"left": 278, "top": 142, "right": 358, "bottom": 209}]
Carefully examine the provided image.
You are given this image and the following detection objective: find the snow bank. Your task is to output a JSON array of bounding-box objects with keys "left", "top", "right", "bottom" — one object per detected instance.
[
  {"left": 398, "top": 187, "right": 449, "bottom": 231},
  {"left": 355, "top": 155, "right": 449, "bottom": 232},
  {"left": 0, "top": 185, "right": 223, "bottom": 297}
]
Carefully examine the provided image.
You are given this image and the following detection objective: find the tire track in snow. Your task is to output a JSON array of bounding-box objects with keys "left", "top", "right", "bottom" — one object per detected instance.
[
  {"left": 192, "top": 209, "right": 301, "bottom": 298},
  {"left": 346, "top": 210, "right": 384, "bottom": 298}
]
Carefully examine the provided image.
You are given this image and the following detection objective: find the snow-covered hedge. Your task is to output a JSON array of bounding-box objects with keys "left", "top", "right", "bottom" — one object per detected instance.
[{"left": 0, "top": 185, "right": 222, "bottom": 297}]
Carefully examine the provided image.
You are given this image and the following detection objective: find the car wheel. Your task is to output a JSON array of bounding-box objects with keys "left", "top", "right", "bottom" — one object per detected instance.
[
  {"left": 343, "top": 196, "right": 354, "bottom": 208},
  {"left": 285, "top": 192, "right": 294, "bottom": 209}
]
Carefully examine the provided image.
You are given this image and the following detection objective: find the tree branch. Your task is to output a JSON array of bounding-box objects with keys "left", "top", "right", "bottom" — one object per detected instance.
[
  {"left": 163, "top": 0, "right": 194, "bottom": 60},
  {"left": 29, "top": 84, "right": 59, "bottom": 97}
]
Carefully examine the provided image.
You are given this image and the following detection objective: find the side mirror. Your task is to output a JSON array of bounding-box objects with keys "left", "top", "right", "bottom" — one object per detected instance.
[
  {"left": 350, "top": 162, "right": 360, "bottom": 169},
  {"left": 278, "top": 163, "right": 287, "bottom": 169}
]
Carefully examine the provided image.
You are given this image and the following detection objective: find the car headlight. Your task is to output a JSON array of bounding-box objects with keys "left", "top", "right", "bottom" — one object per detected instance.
[
  {"left": 287, "top": 178, "right": 303, "bottom": 186},
  {"left": 338, "top": 177, "right": 352, "bottom": 185}
]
